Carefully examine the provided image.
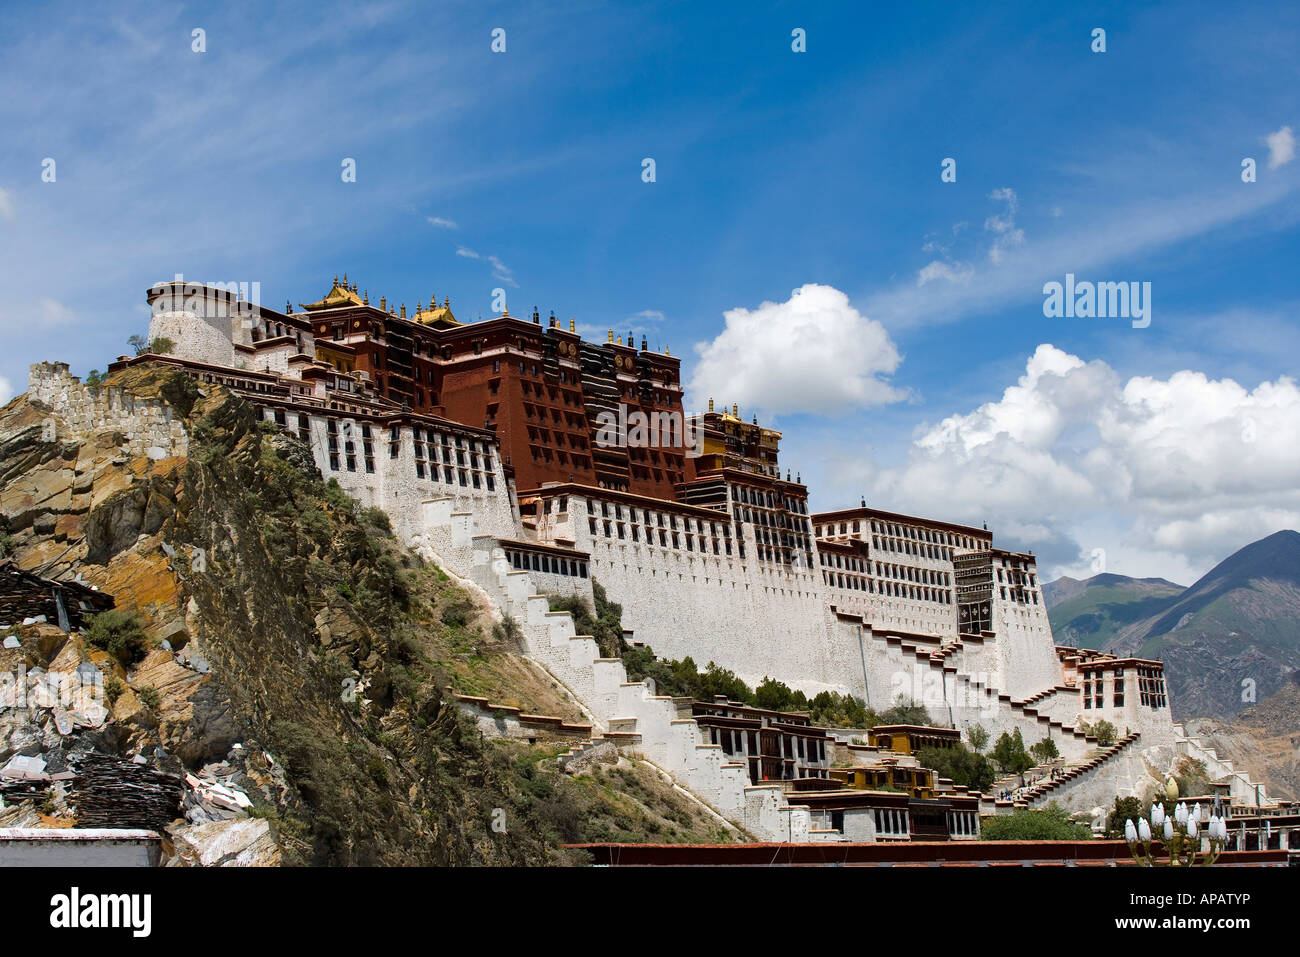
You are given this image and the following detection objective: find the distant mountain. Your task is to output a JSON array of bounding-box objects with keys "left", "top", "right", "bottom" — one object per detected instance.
[
  {"left": 1105, "top": 530, "right": 1300, "bottom": 719},
  {"left": 1044, "top": 573, "right": 1185, "bottom": 650},
  {"left": 1183, "top": 677, "right": 1300, "bottom": 801}
]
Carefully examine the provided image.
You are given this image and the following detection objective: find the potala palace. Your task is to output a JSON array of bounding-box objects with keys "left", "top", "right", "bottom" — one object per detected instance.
[{"left": 24, "top": 276, "right": 1280, "bottom": 845}]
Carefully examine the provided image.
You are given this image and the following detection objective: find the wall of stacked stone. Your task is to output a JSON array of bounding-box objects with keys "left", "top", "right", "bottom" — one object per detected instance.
[
  {"left": 28, "top": 363, "right": 190, "bottom": 459},
  {"left": 148, "top": 307, "right": 238, "bottom": 369}
]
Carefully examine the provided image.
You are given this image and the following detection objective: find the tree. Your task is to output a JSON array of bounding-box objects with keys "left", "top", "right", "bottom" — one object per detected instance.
[
  {"left": 128, "top": 334, "right": 149, "bottom": 355},
  {"left": 1079, "top": 719, "right": 1117, "bottom": 746},
  {"left": 151, "top": 336, "right": 176, "bottom": 355},
  {"left": 85, "top": 369, "right": 102, "bottom": 386},
  {"left": 754, "top": 676, "right": 808, "bottom": 712},
  {"left": 1030, "top": 737, "right": 1060, "bottom": 764},
  {"left": 1105, "top": 796, "right": 1145, "bottom": 839},
  {"left": 992, "top": 728, "right": 1033, "bottom": 782},
  {"left": 917, "top": 742, "right": 996, "bottom": 793},
  {"left": 966, "top": 723, "right": 990, "bottom": 754}
]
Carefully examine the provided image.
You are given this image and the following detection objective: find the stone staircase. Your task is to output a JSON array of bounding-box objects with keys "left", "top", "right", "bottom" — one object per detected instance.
[
  {"left": 416, "top": 498, "right": 824, "bottom": 842},
  {"left": 1015, "top": 733, "right": 1141, "bottom": 808},
  {"left": 1171, "top": 722, "right": 1270, "bottom": 807},
  {"left": 870, "top": 631, "right": 1100, "bottom": 761}
]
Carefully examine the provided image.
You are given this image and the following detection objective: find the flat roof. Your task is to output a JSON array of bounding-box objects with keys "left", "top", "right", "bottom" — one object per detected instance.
[{"left": 813, "top": 505, "right": 991, "bottom": 539}]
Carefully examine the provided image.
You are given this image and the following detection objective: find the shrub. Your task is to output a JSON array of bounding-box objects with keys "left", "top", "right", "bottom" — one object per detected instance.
[
  {"left": 104, "top": 677, "right": 125, "bottom": 705},
  {"left": 360, "top": 506, "right": 393, "bottom": 535},
  {"left": 980, "top": 803, "right": 1092, "bottom": 841},
  {"left": 439, "top": 594, "right": 474, "bottom": 627},
  {"left": 878, "top": 699, "right": 933, "bottom": 726},
  {"left": 1174, "top": 757, "right": 1214, "bottom": 798},
  {"left": 136, "top": 684, "right": 160, "bottom": 710},
  {"left": 966, "top": 723, "right": 990, "bottom": 754},
  {"left": 1079, "top": 719, "right": 1118, "bottom": 746},
  {"left": 83, "top": 609, "right": 151, "bottom": 666}
]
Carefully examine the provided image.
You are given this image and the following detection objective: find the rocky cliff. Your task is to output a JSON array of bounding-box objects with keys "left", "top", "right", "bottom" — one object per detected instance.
[{"left": 0, "top": 363, "right": 729, "bottom": 864}]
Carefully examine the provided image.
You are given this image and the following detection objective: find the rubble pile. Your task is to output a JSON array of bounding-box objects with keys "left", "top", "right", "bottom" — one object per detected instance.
[
  {"left": 183, "top": 761, "right": 255, "bottom": 823},
  {"left": 69, "top": 752, "right": 184, "bottom": 829}
]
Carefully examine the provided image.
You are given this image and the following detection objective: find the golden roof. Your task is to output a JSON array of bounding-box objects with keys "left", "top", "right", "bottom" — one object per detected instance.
[
  {"left": 300, "top": 275, "right": 365, "bottom": 311},
  {"left": 414, "top": 296, "right": 461, "bottom": 328}
]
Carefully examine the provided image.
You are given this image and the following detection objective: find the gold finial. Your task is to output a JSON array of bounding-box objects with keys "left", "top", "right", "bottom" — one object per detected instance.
[
  {"left": 363, "top": 289, "right": 369, "bottom": 304},
  {"left": 380, "top": 296, "right": 386, "bottom": 311},
  {"left": 333, "top": 274, "right": 339, "bottom": 286},
  {"left": 400, "top": 304, "right": 407, "bottom": 318},
  {"left": 608, "top": 329, "right": 614, "bottom": 343},
  {"left": 733, "top": 403, "right": 738, "bottom": 416},
  {"left": 341, "top": 272, "right": 347, "bottom": 286},
  {"left": 665, "top": 345, "right": 670, "bottom": 356},
  {"left": 444, "top": 297, "right": 449, "bottom": 308},
  {"left": 569, "top": 318, "right": 575, "bottom": 333},
  {"left": 708, "top": 397, "right": 714, "bottom": 412},
  {"left": 416, "top": 301, "right": 423, "bottom": 314},
  {"left": 617, "top": 334, "right": 623, "bottom": 345},
  {"left": 351, "top": 281, "right": 357, "bottom": 293}
]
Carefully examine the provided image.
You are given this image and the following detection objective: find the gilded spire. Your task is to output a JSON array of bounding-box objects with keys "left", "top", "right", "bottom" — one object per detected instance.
[
  {"left": 608, "top": 329, "right": 614, "bottom": 343},
  {"left": 569, "top": 318, "right": 575, "bottom": 333},
  {"left": 708, "top": 397, "right": 714, "bottom": 412}
]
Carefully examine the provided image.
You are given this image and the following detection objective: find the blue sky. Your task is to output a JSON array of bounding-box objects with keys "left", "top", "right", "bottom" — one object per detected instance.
[{"left": 1, "top": 0, "right": 1297, "bottom": 583}]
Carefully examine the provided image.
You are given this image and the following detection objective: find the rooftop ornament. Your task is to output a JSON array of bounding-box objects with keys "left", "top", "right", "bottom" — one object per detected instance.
[{"left": 1125, "top": 800, "right": 1228, "bottom": 866}]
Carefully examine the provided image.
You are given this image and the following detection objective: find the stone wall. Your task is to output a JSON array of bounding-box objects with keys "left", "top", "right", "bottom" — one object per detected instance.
[{"left": 28, "top": 363, "right": 190, "bottom": 460}]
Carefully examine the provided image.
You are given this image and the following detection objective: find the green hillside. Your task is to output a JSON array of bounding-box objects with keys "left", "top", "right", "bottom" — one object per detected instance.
[{"left": 1044, "top": 573, "right": 1184, "bottom": 650}]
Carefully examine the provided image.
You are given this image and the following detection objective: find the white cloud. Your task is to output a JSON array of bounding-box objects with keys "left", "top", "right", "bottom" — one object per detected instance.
[
  {"left": 427, "top": 216, "right": 458, "bottom": 229},
  {"left": 984, "top": 187, "right": 1025, "bottom": 264},
  {"left": 1265, "top": 125, "right": 1296, "bottom": 169},
  {"left": 456, "top": 246, "right": 517, "bottom": 286},
  {"left": 917, "top": 260, "right": 974, "bottom": 286},
  {"left": 0, "top": 187, "right": 13, "bottom": 221},
  {"left": 865, "top": 176, "right": 1294, "bottom": 331},
  {"left": 688, "top": 283, "right": 905, "bottom": 416},
  {"left": 0, "top": 375, "right": 12, "bottom": 405},
  {"left": 868, "top": 344, "right": 1300, "bottom": 577},
  {"left": 39, "top": 298, "right": 74, "bottom": 326}
]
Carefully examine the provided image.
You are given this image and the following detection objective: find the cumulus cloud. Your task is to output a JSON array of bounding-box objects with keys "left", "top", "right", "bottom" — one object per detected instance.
[
  {"left": 688, "top": 284, "right": 905, "bottom": 416},
  {"left": 0, "top": 375, "right": 11, "bottom": 405},
  {"left": 1265, "top": 125, "right": 1295, "bottom": 169},
  {"left": 869, "top": 344, "right": 1300, "bottom": 575},
  {"left": 427, "top": 216, "right": 458, "bottom": 229}
]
